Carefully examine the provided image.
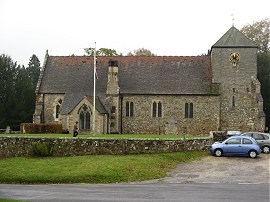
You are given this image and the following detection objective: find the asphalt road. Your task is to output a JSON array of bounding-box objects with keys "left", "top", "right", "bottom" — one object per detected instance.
[
  {"left": 161, "top": 153, "right": 270, "bottom": 184},
  {"left": 0, "top": 154, "right": 269, "bottom": 201},
  {"left": 0, "top": 183, "right": 269, "bottom": 202}
]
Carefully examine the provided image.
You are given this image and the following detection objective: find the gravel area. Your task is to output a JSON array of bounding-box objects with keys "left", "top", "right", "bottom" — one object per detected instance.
[{"left": 159, "top": 154, "right": 270, "bottom": 184}]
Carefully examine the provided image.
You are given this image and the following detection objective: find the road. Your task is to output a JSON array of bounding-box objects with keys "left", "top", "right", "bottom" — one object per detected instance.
[{"left": 0, "top": 183, "right": 269, "bottom": 202}]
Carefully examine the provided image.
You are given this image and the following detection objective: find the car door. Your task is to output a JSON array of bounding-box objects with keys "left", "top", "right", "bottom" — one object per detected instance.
[
  {"left": 223, "top": 137, "right": 242, "bottom": 154},
  {"left": 252, "top": 133, "right": 265, "bottom": 147},
  {"left": 241, "top": 138, "right": 254, "bottom": 154}
]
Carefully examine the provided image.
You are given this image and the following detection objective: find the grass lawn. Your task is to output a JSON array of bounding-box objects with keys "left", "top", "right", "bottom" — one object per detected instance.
[
  {"left": 0, "top": 199, "right": 28, "bottom": 202},
  {"left": 0, "top": 151, "right": 208, "bottom": 184},
  {"left": 0, "top": 133, "right": 209, "bottom": 139}
]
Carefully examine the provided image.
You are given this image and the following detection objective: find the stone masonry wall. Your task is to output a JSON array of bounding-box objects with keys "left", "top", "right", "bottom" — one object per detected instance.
[
  {"left": 43, "top": 93, "right": 65, "bottom": 123},
  {"left": 122, "top": 95, "right": 220, "bottom": 134},
  {"left": 211, "top": 47, "right": 263, "bottom": 131},
  {"left": 0, "top": 136, "right": 213, "bottom": 157}
]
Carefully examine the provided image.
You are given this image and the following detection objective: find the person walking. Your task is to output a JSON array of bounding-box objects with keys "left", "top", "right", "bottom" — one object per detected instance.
[{"left": 73, "top": 121, "right": 79, "bottom": 137}]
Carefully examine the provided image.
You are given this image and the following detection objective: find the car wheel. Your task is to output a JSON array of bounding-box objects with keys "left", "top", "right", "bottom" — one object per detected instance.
[
  {"left": 249, "top": 150, "right": 257, "bottom": 158},
  {"left": 214, "top": 149, "right": 222, "bottom": 157},
  {"left": 262, "top": 146, "right": 270, "bottom": 154}
]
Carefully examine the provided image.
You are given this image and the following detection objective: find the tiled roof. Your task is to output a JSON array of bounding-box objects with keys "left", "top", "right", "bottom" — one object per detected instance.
[
  {"left": 59, "top": 94, "right": 107, "bottom": 114},
  {"left": 212, "top": 26, "right": 257, "bottom": 48},
  {"left": 38, "top": 55, "right": 213, "bottom": 114},
  {"left": 39, "top": 55, "right": 212, "bottom": 96}
]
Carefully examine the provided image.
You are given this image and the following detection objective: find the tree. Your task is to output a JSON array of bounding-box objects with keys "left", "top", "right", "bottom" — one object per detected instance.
[
  {"left": 241, "top": 18, "right": 270, "bottom": 53},
  {"left": 27, "top": 54, "right": 41, "bottom": 85},
  {"left": 199, "top": 49, "right": 211, "bottom": 56},
  {"left": 84, "top": 47, "right": 121, "bottom": 56},
  {"left": 127, "top": 48, "right": 156, "bottom": 56},
  {"left": 241, "top": 19, "right": 270, "bottom": 130},
  {"left": 13, "top": 66, "right": 36, "bottom": 129},
  {"left": 0, "top": 54, "right": 38, "bottom": 130},
  {"left": 0, "top": 54, "right": 17, "bottom": 129},
  {"left": 257, "top": 53, "right": 270, "bottom": 129}
]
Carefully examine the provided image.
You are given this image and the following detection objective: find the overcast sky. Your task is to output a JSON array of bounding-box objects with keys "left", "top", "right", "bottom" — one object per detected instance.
[{"left": 0, "top": 0, "right": 269, "bottom": 66}]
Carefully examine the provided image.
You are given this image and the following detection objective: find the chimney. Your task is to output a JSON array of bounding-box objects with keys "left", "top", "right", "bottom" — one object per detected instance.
[{"left": 106, "top": 60, "right": 119, "bottom": 95}]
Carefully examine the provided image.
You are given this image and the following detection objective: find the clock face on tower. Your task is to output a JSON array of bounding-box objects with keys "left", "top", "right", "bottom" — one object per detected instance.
[{"left": 230, "top": 52, "right": 240, "bottom": 66}]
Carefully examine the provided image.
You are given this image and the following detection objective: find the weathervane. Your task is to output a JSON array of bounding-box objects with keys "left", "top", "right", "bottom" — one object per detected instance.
[{"left": 231, "top": 14, "right": 235, "bottom": 27}]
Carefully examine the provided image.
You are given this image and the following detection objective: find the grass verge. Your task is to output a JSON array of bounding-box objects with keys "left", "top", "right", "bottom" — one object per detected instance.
[
  {"left": 0, "top": 151, "right": 208, "bottom": 184},
  {"left": 0, "top": 133, "right": 208, "bottom": 139},
  {"left": 0, "top": 199, "right": 28, "bottom": 202}
]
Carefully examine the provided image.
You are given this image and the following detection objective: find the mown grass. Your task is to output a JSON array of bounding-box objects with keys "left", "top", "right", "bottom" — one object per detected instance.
[
  {"left": 0, "top": 199, "right": 28, "bottom": 202},
  {"left": 0, "top": 133, "right": 208, "bottom": 139},
  {"left": 0, "top": 151, "right": 208, "bottom": 184}
]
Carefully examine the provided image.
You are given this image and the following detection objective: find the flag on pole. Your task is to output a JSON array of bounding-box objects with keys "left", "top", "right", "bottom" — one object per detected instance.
[
  {"left": 93, "top": 42, "right": 97, "bottom": 133},
  {"left": 94, "top": 57, "right": 99, "bottom": 80}
]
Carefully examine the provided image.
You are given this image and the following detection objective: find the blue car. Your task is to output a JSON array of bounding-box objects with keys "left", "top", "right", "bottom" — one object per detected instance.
[{"left": 210, "top": 136, "right": 261, "bottom": 158}]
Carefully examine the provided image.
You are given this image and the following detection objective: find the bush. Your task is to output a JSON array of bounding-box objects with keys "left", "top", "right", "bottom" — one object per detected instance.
[
  {"left": 20, "top": 123, "right": 62, "bottom": 134},
  {"left": 62, "top": 129, "right": 69, "bottom": 134},
  {"left": 30, "top": 142, "right": 53, "bottom": 157}
]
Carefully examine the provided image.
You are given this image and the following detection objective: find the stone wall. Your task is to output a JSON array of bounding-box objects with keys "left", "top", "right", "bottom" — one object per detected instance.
[
  {"left": 43, "top": 94, "right": 65, "bottom": 123},
  {"left": 0, "top": 136, "right": 213, "bottom": 157},
  {"left": 122, "top": 95, "right": 220, "bottom": 134},
  {"left": 211, "top": 47, "right": 264, "bottom": 131}
]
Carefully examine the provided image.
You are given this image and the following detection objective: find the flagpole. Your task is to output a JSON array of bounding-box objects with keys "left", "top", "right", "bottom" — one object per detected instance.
[{"left": 93, "top": 42, "right": 96, "bottom": 133}]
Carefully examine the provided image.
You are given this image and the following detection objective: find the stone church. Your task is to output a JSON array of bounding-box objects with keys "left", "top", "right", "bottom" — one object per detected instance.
[{"left": 33, "top": 26, "right": 265, "bottom": 134}]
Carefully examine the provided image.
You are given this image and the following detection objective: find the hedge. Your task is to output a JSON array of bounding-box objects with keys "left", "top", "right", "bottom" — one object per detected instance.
[{"left": 20, "top": 123, "right": 62, "bottom": 134}]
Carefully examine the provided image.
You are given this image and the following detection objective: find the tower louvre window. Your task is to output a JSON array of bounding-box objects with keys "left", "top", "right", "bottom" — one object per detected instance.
[
  {"left": 111, "top": 106, "right": 116, "bottom": 113},
  {"left": 232, "top": 96, "right": 235, "bottom": 108}
]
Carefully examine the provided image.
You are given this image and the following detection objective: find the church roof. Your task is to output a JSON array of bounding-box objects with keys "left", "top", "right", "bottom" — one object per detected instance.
[
  {"left": 212, "top": 26, "right": 257, "bottom": 48},
  {"left": 59, "top": 94, "right": 108, "bottom": 114},
  {"left": 38, "top": 56, "right": 213, "bottom": 96}
]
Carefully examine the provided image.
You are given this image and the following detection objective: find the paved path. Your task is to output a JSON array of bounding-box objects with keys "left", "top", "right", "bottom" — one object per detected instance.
[{"left": 159, "top": 153, "right": 270, "bottom": 184}]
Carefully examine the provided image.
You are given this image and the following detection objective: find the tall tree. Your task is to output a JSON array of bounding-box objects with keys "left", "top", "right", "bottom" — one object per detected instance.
[
  {"left": 241, "top": 18, "right": 270, "bottom": 53},
  {"left": 0, "top": 54, "right": 39, "bottom": 130},
  {"left": 127, "top": 48, "right": 156, "bottom": 56},
  {"left": 84, "top": 48, "right": 121, "bottom": 56},
  {"left": 0, "top": 54, "right": 17, "bottom": 129},
  {"left": 241, "top": 19, "right": 270, "bottom": 130},
  {"left": 257, "top": 53, "right": 270, "bottom": 130},
  {"left": 13, "top": 66, "right": 36, "bottom": 129},
  {"left": 27, "top": 54, "right": 41, "bottom": 85}
]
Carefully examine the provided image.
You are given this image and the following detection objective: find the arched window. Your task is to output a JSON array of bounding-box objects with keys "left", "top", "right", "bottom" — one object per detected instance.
[
  {"left": 130, "top": 102, "right": 134, "bottom": 117},
  {"left": 184, "top": 103, "right": 194, "bottom": 118},
  {"left": 152, "top": 101, "right": 157, "bottom": 117},
  {"left": 152, "top": 101, "right": 162, "bottom": 117},
  {"left": 185, "top": 103, "right": 189, "bottom": 118},
  {"left": 86, "top": 112, "right": 90, "bottom": 129},
  {"left": 190, "top": 103, "right": 193, "bottom": 118},
  {"left": 55, "top": 99, "right": 62, "bottom": 120},
  {"left": 56, "top": 105, "right": 60, "bottom": 119},
  {"left": 158, "top": 102, "right": 162, "bottom": 117},
  {"left": 126, "top": 102, "right": 130, "bottom": 117},
  {"left": 79, "top": 111, "right": 84, "bottom": 129},
  {"left": 79, "top": 104, "right": 91, "bottom": 130},
  {"left": 126, "top": 101, "right": 134, "bottom": 117}
]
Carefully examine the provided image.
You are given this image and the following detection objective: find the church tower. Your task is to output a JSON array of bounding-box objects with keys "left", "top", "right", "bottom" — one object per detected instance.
[{"left": 211, "top": 26, "right": 265, "bottom": 131}]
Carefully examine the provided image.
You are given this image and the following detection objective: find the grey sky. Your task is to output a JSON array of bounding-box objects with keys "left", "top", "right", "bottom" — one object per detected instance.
[{"left": 0, "top": 0, "right": 269, "bottom": 66}]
